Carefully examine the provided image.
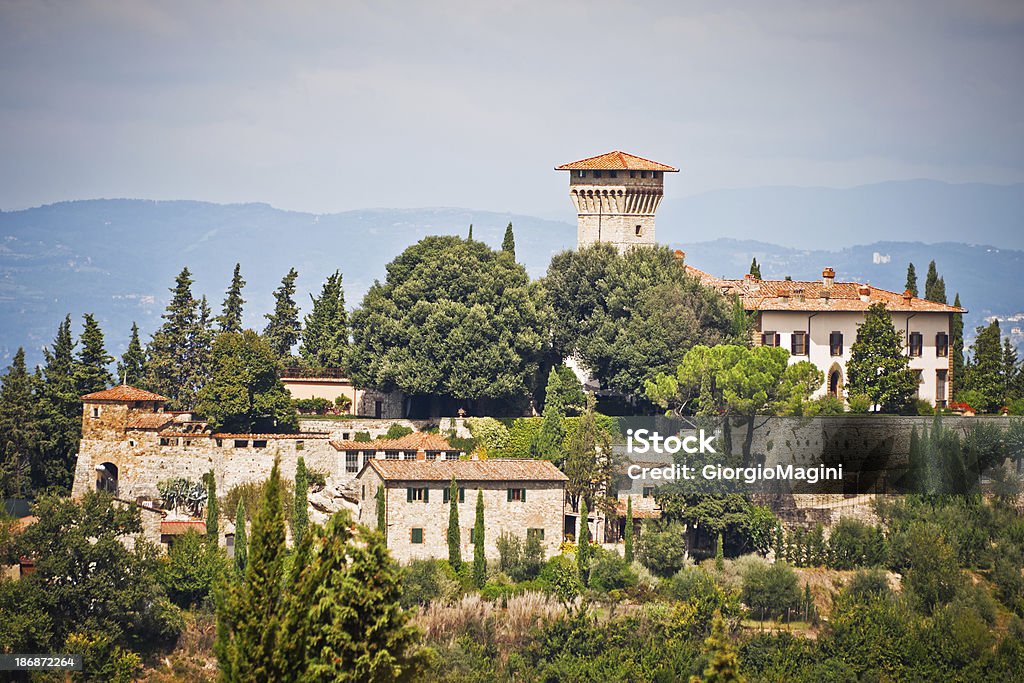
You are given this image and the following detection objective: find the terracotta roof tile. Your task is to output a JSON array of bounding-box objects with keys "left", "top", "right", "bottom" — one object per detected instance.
[
  {"left": 126, "top": 413, "right": 175, "bottom": 430},
  {"left": 363, "top": 458, "right": 568, "bottom": 482},
  {"left": 331, "top": 432, "right": 459, "bottom": 452},
  {"left": 209, "top": 433, "right": 327, "bottom": 440},
  {"left": 685, "top": 265, "right": 966, "bottom": 314},
  {"left": 556, "top": 150, "right": 678, "bottom": 172},
  {"left": 160, "top": 520, "right": 206, "bottom": 535},
  {"left": 81, "top": 385, "right": 169, "bottom": 402}
]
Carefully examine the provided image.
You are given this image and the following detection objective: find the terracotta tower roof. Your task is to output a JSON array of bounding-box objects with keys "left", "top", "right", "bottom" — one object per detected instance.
[{"left": 555, "top": 150, "right": 678, "bottom": 172}]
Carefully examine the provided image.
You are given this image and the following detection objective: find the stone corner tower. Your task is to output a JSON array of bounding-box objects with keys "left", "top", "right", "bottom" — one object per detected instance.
[{"left": 555, "top": 150, "right": 678, "bottom": 252}]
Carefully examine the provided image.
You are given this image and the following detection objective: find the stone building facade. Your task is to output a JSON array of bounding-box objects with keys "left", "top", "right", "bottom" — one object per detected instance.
[
  {"left": 355, "top": 459, "right": 567, "bottom": 563},
  {"left": 556, "top": 151, "right": 678, "bottom": 253}
]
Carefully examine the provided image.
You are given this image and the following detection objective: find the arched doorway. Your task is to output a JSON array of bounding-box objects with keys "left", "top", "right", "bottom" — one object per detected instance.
[
  {"left": 827, "top": 364, "right": 844, "bottom": 398},
  {"left": 96, "top": 462, "right": 118, "bottom": 494}
]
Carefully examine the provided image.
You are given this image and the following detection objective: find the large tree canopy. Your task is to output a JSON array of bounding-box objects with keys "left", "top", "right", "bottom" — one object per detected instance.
[
  {"left": 348, "top": 236, "right": 547, "bottom": 405},
  {"left": 544, "top": 244, "right": 733, "bottom": 400}
]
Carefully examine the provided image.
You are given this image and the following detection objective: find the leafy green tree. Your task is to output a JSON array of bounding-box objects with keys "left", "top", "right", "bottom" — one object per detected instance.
[
  {"left": 293, "top": 456, "right": 308, "bottom": 547},
  {"left": 749, "top": 257, "right": 761, "bottom": 279},
  {"left": 952, "top": 293, "right": 965, "bottom": 396},
  {"left": 195, "top": 330, "right": 298, "bottom": 433},
  {"left": 36, "top": 315, "right": 81, "bottom": 492},
  {"left": 545, "top": 244, "right": 732, "bottom": 401},
  {"left": 577, "top": 497, "right": 590, "bottom": 587},
  {"left": 502, "top": 221, "right": 516, "bottom": 258},
  {"left": 145, "top": 267, "right": 210, "bottom": 408},
  {"left": 473, "top": 489, "right": 486, "bottom": 588},
  {"left": 691, "top": 611, "right": 745, "bottom": 682},
  {"left": 846, "top": 303, "right": 917, "bottom": 413},
  {"left": 742, "top": 561, "right": 800, "bottom": 619},
  {"left": 447, "top": 477, "right": 461, "bottom": 571},
  {"left": 300, "top": 270, "right": 348, "bottom": 369},
  {"left": 564, "top": 397, "right": 617, "bottom": 514},
  {"left": 905, "top": 262, "right": 918, "bottom": 297},
  {"left": 117, "top": 322, "right": 147, "bottom": 386},
  {"left": 0, "top": 348, "right": 42, "bottom": 497},
  {"left": 219, "top": 263, "right": 246, "bottom": 333},
  {"left": 376, "top": 484, "right": 386, "bottom": 535},
  {"left": 903, "top": 522, "right": 962, "bottom": 614},
  {"left": 531, "top": 369, "right": 565, "bottom": 462},
  {"left": 624, "top": 496, "right": 634, "bottom": 564},
  {"left": 1003, "top": 337, "right": 1019, "bottom": 402},
  {"left": 637, "top": 522, "right": 690, "bottom": 577},
  {"left": 216, "top": 459, "right": 288, "bottom": 681},
  {"left": 234, "top": 498, "right": 247, "bottom": 576},
  {"left": 263, "top": 267, "right": 301, "bottom": 359},
  {"left": 205, "top": 470, "right": 218, "bottom": 542},
  {"left": 965, "top": 320, "right": 1004, "bottom": 412},
  {"left": 74, "top": 313, "right": 114, "bottom": 394},
  {"left": 160, "top": 529, "right": 229, "bottom": 608},
  {"left": 278, "top": 511, "right": 429, "bottom": 681},
  {"left": 349, "top": 236, "right": 547, "bottom": 412}
]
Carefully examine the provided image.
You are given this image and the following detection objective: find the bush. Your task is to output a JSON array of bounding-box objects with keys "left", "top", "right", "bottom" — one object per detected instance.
[
  {"left": 827, "top": 518, "right": 887, "bottom": 570},
  {"left": 914, "top": 399, "right": 935, "bottom": 416},
  {"left": 353, "top": 431, "right": 373, "bottom": 443},
  {"left": 496, "top": 532, "right": 544, "bottom": 582},
  {"left": 587, "top": 549, "right": 638, "bottom": 593},
  {"left": 741, "top": 561, "right": 801, "bottom": 619},
  {"left": 847, "top": 393, "right": 872, "bottom": 414},
  {"left": 842, "top": 568, "right": 893, "bottom": 604},
  {"left": 809, "top": 395, "right": 846, "bottom": 416},
  {"left": 293, "top": 397, "right": 333, "bottom": 415},
  {"left": 159, "top": 531, "right": 229, "bottom": 609},
  {"left": 334, "top": 395, "right": 352, "bottom": 411},
  {"left": 224, "top": 479, "right": 294, "bottom": 523},
  {"left": 401, "top": 559, "right": 461, "bottom": 608},
  {"left": 505, "top": 418, "right": 542, "bottom": 459},
  {"left": 385, "top": 423, "right": 414, "bottom": 440},
  {"left": 538, "top": 554, "right": 582, "bottom": 602},
  {"left": 637, "top": 523, "right": 690, "bottom": 577},
  {"left": 466, "top": 417, "right": 511, "bottom": 455}
]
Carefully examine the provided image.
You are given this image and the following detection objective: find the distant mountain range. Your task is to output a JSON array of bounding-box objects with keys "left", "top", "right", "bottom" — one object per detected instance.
[{"left": 1, "top": 181, "right": 1021, "bottom": 367}]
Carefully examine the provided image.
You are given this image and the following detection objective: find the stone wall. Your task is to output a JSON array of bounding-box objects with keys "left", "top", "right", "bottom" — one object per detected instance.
[{"left": 298, "top": 417, "right": 471, "bottom": 439}]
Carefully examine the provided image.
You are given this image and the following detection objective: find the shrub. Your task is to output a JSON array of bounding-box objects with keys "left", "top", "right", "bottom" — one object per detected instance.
[
  {"left": 842, "top": 568, "right": 893, "bottom": 604},
  {"left": 466, "top": 417, "right": 511, "bottom": 455},
  {"left": 293, "top": 397, "right": 333, "bottom": 415},
  {"left": 637, "top": 523, "right": 690, "bottom": 577},
  {"left": 385, "top": 423, "right": 414, "bottom": 440},
  {"left": 401, "top": 559, "right": 461, "bottom": 608},
  {"left": 827, "top": 518, "right": 887, "bottom": 570},
  {"left": 809, "top": 395, "right": 846, "bottom": 416},
  {"left": 353, "top": 431, "right": 373, "bottom": 443},
  {"left": 587, "top": 549, "right": 638, "bottom": 593},
  {"left": 538, "top": 554, "right": 581, "bottom": 603},
  {"left": 159, "top": 531, "right": 229, "bottom": 609},
  {"left": 914, "top": 399, "right": 934, "bottom": 416},
  {"left": 505, "top": 418, "right": 542, "bottom": 459},
  {"left": 334, "top": 395, "right": 352, "bottom": 411},
  {"left": 847, "top": 393, "right": 872, "bottom": 414},
  {"left": 741, "top": 561, "right": 801, "bottom": 619}
]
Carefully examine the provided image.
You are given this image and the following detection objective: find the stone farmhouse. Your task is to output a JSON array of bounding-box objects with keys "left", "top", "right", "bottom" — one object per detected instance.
[{"left": 355, "top": 459, "right": 567, "bottom": 563}]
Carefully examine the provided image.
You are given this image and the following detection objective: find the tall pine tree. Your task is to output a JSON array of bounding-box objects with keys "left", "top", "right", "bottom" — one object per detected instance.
[
  {"left": 37, "top": 315, "right": 80, "bottom": 492},
  {"left": 748, "top": 257, "right": 761, "bottom": 279},
  {"left": 146, "top": 268, "right": 207, "bottom": 407},
  {"left": 501, "top": 222, "right": 516, "bottom": 259},
  {"left": 905, "top": 263, "right": 918, "bottom": 297},
  {"left": 0, "top": 348, "right": 42, "bottom": 497},
  {"left": 219, "top": 263, "right": 246, "bottom": 333},
  {"left": 447, "top": 477, "right": 461, "bottom": 571},
  {"left": 117, "top": 322, "right": 147, "bottom": 386},
  {"left": 531, "top": 368, "right": 566, "bottom": 462},
  {"left": 74, "top": 313, "right": 113, "bottom": 395},
  {"left": 473, "top": 489, "right": 486, "bottom": 588},
  {"left": 234, "top": 498, "right": 248, "bottom": 576},
  {"left": 924, "top": 261, "right": 947, "bottom": 303},
  {"left": 624, "top": 496, "right": 634, "bottom": 564},
  {"left": 965, "top": 320, "right": 1004, "bottom": 412},
  {"left": 299, "top": 271, "right": 348, "bottom": 369},
  {"left": 206, "top": 470, "right": 219, "bottom": 543},
  {"left": 952, "top": 293, "right": 965, "bottom": 397},
  {"left": 293, "top": 456, "right": 308, "bottom": 547},
  {"left": 263, "top": 268, "right": 301, "bottom": 359}
]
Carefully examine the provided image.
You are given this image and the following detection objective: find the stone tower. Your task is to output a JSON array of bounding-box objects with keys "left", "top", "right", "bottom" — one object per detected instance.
[{"left": 556, "top": 150, "right": 678, "bottom": 252}]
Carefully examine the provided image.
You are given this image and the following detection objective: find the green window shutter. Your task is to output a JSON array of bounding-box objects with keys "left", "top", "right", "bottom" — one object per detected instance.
[
  {"left": 423, "top": 488, "right": 429, "bottom": 503},
  {"left": 407, "top": 488, "right": 413, "bottom": 503},
  {"left": 443, "top": 488, "right": 449, "bottom": 503},
  {"left": 411, "top": 528, "right": 423, "bottom": 544},
  {"left": 521, "top": 488, "right": 526, "bottom": 502},
  {"left": 459, "top": 488, "right": 465, "bottom": 503},
  {"left": 507, "top": 488, "right": 512, "bottom": 502}
]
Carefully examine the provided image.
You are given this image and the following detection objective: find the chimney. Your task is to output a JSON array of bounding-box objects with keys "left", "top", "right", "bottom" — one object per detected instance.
[
  {"left": 858, "top": 285, "right": 871, "bottom": 303},
  {"left": 902, "top": 289, "right": 913, "bottom": 305},
  {"left": 822, "top": 267, "right": 835, "bottom": 289},
  {"left": 794, "top": 287, "right": 805, "bottom": 303},
  {"left": 778, "top": 288, "right": 791, "bottom": 303}
]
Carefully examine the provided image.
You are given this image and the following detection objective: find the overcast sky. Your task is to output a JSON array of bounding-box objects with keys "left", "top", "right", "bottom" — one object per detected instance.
[{"left": 1, "top": 0, "right": 1022, "bottom": 217}]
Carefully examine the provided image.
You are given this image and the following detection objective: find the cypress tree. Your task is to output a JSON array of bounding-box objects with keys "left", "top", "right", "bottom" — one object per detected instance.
[
  {"left": 966, "top": 320, "right": 1004, "bottom": 412},
  {"left": 215, "top": 459, "right": 288, "bottom": 681},
  {"left": 117, "top": 322, "right": 146, "bottom": 386},
  {"left": 293, "top": 456, "right": 308, "bottom": 547},
  {"left": 299, "top": 271, "right": 348, "bottom": 369},
  {"left": 749, "top": 257, "right": 761, "bottom": 279},
  {"left": 473, "top": 489, "right": 486, "bottom": 588},
  {"left": 730, "top": 294, "right": 751, "bottom": 341},
  {"left": 715, "top": 532, "right": 725, "bottom": 572},
  {"left": 37, "top": 315, "right": 80, "bottom": 492},
  {"left": 447, "top": 477, "right": 461, "bottom": 571},
  {"left": 952, "top": 293, "right": 965, "bottom": 397},
  {"left": 577, "top": 497, "right": 589, "bottom": 587},
  {"left": 146, "top": 267, "right": 202, "bottom": 407},
  {"left": 219, "top": 263, "right": 246, "bottom": 333},
  {"left": 234, "top": 498, "right": 247, "bottom": 576},
  {"left": 263, "top": 268, "right": 301, "bottom": 359},
  {"left": 698, "top": 613, "right": 742, "bottom": 682},
  {"left": 0, "top": 348, "right": 42, "bottom": 497},
  {"left": 924, "top": 261, "right": 947, "bottom": 303},
  {"left": 205, "top": 470, "right": 219, "bottom": 542},
  {"left": 74, "top": 313, "right": 113, "bottom": 395},
  {"left": 623, "top": 496, "right": 634, "bottom": 564},
  {"left": 531, "top": 368, "right": 565, "bottom": 462},
  {"left": 1003, "top": 337, "right": 1019, "bottom": 403},
  {"left": 905, "top": 263, "right": 918, "bottom": 297},
  {"left": 376, "top": 484, "right": 386, "bottom": 536},
  {"left": 467, "top": 224, "right": 473, "bottom": 241},
  {"left": 501, "top": 222, "right": 515, "bottom": 258}
]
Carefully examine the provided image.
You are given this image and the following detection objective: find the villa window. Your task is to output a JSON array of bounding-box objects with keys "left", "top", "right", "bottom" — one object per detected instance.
[
  {"left": 445, "top": 451, "right": 459, "bottom": 460},
  {"left": 411, "top": 528, "right": 423, "bottom": 544},
  {"left": 346, "top": 451, "right": 358, "bottom": 473},
  {"left": 295, "top": 440, "right": 304, "bottom": 451},
  {"left": 527, "top": 528, "right": 545, "bottom": 541},
  {"left": 635, "top": 224, "right": 642, "bottom": 236},
  {"left": 762, "top": 331, "right": 780, "bottom": 347},
  {"left": 91, "top": 406, "right": 101, "bottom": 418},
  {"left": 609, "top": 170, "right": 618, "bottom": 178},
  {"left": 443, "top": 487, "right": 466, "bottom": 503},
  {"left": 234, "top": 439, "right": 248, "bottom": 448},
  {"left": 386, "top": 450, "right": 400, "bottom": 460},
  {"left": 576, "top": 170, "right": 586, "bottom": 178},
  {"left": 594, "top": 170, "right": 603, "bottom": 178},
  {"left": 829, "top": 332, "right": 844, "bottom": 356},
  {"left": 936, "top": 332, "right": 949, "bottom": 357},
  {"left": 791, "top": 331, "right": 808, "bottom": 356},
  {"left": 426, "top": 450, "right": 438, "bottom": 461},
  {"left": 909, "top": 332, "right": 923, "bottom": 357},
  {"left": 252, "top": 440, "right": 267, "bottom": 449},
  {"left": 629, "top": 171, "right": 636, "bottom": 178},
  {"left": 936, "top": 369, "right": 948, "bottom": 406},
  {"left": 402, "top": 451, "right": 417, "bottom": 460},
  {"left": 507, "top": 488, "right": 527, "bottom": 502},
  {"left": 406, "top": 487, "right": 429, "bottom": 503},
  {"left": 642, "top": 486, "right": 655, "bottom": 498},
  {"left": 654, "top": 171, "right": 662, "bottom": 179}
]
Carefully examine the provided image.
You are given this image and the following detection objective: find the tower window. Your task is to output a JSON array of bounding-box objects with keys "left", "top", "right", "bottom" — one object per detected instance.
[
  {"left": 593, "top": 170, "right": 602, "bottom": 178},
  {"left": 635, "top": 225, "right": 642, "bottom": 236},
  {"left": 654, "top": 171, "right": 662, "bottom": 179},
  {"left": 608, "top": 170, "right": 617, "bottom": 178},
  {"left": 576, "top": 170, "right": 585, "bottom": 178},
  {"left": 629, "top": 171, "right": 636, "bottom": 178}
]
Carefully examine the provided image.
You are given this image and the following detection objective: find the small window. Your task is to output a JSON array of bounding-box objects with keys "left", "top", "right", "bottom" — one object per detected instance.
[
  {"left": 635, "top": 225, "right": 642, "bottom": 236},
  {"left": 642, "top": 486, "right": 655, "bottom": 498},
  {"left": 629, "top": 171, "right": 636, "bottom": 178},
  {"left": 640, "top": 171, "right": 648, "bottom": 178},
  {"left": 909, "top": 332, "right": 923, "bottom": 357},
  {"left": 252, "top": 440, "right": 268, "bottom": 449},
  {"left": 346, "top": 451, "right": 358, "bottom": 473},
  {"left": 594, "top": 170, "right": 603, "bottom": 178},
  {"left": 576, "top": 170, "right": 586, "bottom": 178},
  {"left": 936, "top": 332, "right": 949, "bottom": 357},
  {"left": 829, "top": 332, "right": 844, "bottom": 356},
  {"left": 91, "top": 406, "right": 101, "bottom": 418},
  {"left": 406, "top": 487, "right": 428, "bottom": 503},
  {"left": 129, "top": 439, "right": 137, "bottom": 447},
  {"left": 609, "top": 170, "right": 617, "bottom": 178},
  {"left": 507, "top": 488, "right": 526, "bottom": 502},
  {"left": 161, "top": 437, "right": 178, "bottom": 447},
  {"left": 361, "top": 485, "right": 365, "bottom": 499},
  {"left": 443, "top": 487, "right": 466, "bottom": 503},
  {"left": 791, "top": 331, "right": 807, "bottom": 356},
  {"left": 234, "top": 440, "right": 248, "bottom": 448},
  {"left": 527, "top": 528, "right": 545, "bottom": 541},
  {"left": 296, "top": 440, "right": 305, "bottom": 451},
  {"left": 411, "top": 528, "right": 423, "bottom": 544},
  {"left": 762, "top": 331, "right": 780, "bottom": 347},
  {"left": 445, "top": 451, "right": 459, "bottom": 461},
  {"left": 226, "top": 533, "right": 235, "bottom": 558},
  {"left": 426, "top": 450, "right": 439, "bottom": 461},
  {"left": 654, "top": 171, "right": 662, "bottom": 179},
  {"left": 183, "top": 438, "right": 193, "bottom": 447},
  {"left": 386, "top": 450, "right": 400, "bottom": 460},
  {"left": 403, "top": 451, "right": 417, "bottom": 460},
  {"left": 215, "top": 438, "right": 223, "bottom": 447}
]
